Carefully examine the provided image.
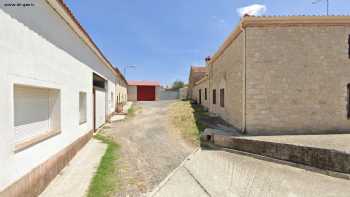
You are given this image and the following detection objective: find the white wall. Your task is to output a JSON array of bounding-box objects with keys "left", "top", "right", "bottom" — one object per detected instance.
[
  {"left": 0, "top": 0, "right": 117, "bottom": 191},
  {"left": 95, "top": 88, "right": 106, "bottom": 128}
]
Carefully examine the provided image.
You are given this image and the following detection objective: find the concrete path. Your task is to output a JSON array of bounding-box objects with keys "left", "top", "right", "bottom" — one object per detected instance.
[
  {"left": 102, "top": 101, "right": 195, "bottom": 196},
  {"left": 40, "top": 139, "right": 107, "bottom": 197},
  {"left": 152, "top": 149, "right": 350, "bottom": 197}
]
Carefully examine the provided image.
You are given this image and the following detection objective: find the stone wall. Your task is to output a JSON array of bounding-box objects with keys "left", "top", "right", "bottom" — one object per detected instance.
[
  {"left": 193, "top": 78, "right": 209, "bottom": 109},
  {"left": 245, "top": 26, "right": 350, "bottom": 134},
  {"left": 209, "top": 34, "right": 244, "bottom": 130}
]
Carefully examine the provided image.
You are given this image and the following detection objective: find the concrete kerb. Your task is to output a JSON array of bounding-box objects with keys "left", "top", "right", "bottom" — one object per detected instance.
[
  {"left": 206, "top": 142, "right": 350, "bottom": 181},
  {"left": 201, "top": 129, "right": 350, "bottom": 176},
  {"left": 148, "top": 147, "right": 201, "bottom": 197}
]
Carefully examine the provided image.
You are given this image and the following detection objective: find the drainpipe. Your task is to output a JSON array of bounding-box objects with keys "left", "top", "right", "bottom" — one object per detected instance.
[
  {"left": 205, "top": 56, "right": 211, "bottom": 113},
  {"left": 240, "top": 22, "right": 247, "bottom": 134}
]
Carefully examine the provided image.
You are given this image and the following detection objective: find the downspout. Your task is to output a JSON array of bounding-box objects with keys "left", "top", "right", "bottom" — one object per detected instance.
[
  {"left": 240, "top": 22, "right": 247, "bottom": 134},
  {"left": 206, "top": 57, "right": 212, "bottom": 113}
]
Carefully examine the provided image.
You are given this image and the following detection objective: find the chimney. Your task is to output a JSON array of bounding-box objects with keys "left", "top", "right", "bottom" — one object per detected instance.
[{"left": 205, "top": 56, "right": 211, "bottom": 62}]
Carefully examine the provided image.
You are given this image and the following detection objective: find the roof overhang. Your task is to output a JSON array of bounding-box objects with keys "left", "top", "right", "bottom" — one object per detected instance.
[
  {"left": 45, "top": 0, "right": 127, "bottom": 84},
  {"left": 208, "top": 16, "right": 350, "bottom": 65},
  {"left": 195, "top": 75, "right": 209, "bottom": 86}
]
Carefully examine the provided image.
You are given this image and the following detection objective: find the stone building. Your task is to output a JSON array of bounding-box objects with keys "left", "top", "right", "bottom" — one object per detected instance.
[
  {"left": 192, "top": 75, "right": 209, "bottom": 109},
  {"left": 128, "top": 81, "right": 160, "bottom": 101},
  {"left": 0, "top": 1, "right": 127, "bottom": 196},
  {"left": 208, "top": 16, "right": 350, "bottom": 135},
  {"left": 188, "top": 66, "right": 208, "bottom": 99}
]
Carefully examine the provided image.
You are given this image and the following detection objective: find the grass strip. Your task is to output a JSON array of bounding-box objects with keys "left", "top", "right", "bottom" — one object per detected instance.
[
  {"left": 87, "top": 134, "right": 120, "bottom": 197},
  {"left": 168, "top": 101, "right": 207, "bottom": 145}
]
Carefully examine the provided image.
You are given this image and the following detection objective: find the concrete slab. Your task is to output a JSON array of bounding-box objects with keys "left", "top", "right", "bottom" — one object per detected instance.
[
  {"left": 152, "top": 167, "right": 209, "bottom": 197},
  {"left": 152, "top": 149, "right": 350, "bottom": 197},
  {"left": 203, "top": 129, "right": 350, "bottom": 174},
  {"left": 40, "top": 139, "right": 107, "bottom": 197},
  {"left": 110, "top": 114, "right": 126, "bottom": 122}
]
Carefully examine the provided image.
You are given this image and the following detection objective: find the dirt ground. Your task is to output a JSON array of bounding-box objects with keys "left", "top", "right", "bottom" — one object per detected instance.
[{"left": 102, "top": 100, "right": 195, "bottom": 197}]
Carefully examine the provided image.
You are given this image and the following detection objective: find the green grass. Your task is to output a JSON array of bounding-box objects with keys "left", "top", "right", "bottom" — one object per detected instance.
[
  {"left": 127, "top": 105, "right": 141, "bottom": 119},
  {"left": 87, "top": 134, "right": 120, "bottom": 197},
  {"left": 127, "top": 105, "right": 135, "bottom": 117},
  {"left": 168, "top": 101, "right": 207, "bottom": 145}
]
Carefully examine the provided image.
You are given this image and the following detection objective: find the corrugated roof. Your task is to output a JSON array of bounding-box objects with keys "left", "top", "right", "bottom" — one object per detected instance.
[{"left": 128, "top": 80, "right": 161, "bottom": 86}]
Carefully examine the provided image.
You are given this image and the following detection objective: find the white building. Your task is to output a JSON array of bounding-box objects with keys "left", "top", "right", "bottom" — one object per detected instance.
[{"left": 0, "top": 1, "right": 127, "bottom": 196}]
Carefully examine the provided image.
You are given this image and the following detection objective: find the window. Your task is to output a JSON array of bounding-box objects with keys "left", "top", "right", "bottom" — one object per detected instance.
[
  {"left": 213, "top": 89, "right": 216, "bottom": 104},
  {"left": 14, "top": 85, "right": 61, "bottom": 150},
  {"left": 205, "top": 88, "right": 207, "bottom": 100},
  {"left": 347, "top": 84, "right": 350, "bottom": 119},
  {"left": 348, "top": 35, "right": 350, "bottom": 59},
  {"left": 220, "top": 88, "right": 225, "bottom": 107},
  {"left": 198, "top": 89, "right": 202, "bottom": 104},
  {"left": 79, "top": 92, "right": 87, "bottom": 124}
]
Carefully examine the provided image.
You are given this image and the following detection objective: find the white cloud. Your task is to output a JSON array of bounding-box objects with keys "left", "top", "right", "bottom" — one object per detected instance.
[
  {"left": 219, "top": 19, "right": 226, "bottom": 24},
  {"left": 237, "top": 4, "right": 267, "bottom": 17}
]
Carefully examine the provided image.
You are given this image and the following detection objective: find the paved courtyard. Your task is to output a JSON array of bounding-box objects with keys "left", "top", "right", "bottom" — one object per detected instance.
[{"left": 102, "top": 100, "right": 195, "bottom": 196}]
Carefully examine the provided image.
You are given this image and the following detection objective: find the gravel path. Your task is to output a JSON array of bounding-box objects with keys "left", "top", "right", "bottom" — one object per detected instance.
[{"left": 102, "top": 100, "right": 195, "bottom": 197}]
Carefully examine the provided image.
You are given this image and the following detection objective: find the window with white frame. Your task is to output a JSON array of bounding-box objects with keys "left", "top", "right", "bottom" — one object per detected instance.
[
  {"left": 79, "top": 92, "right": 87, "bottom": 124},
  {"left": 14, "top": 85, "right": 61, "bottom": 145}
]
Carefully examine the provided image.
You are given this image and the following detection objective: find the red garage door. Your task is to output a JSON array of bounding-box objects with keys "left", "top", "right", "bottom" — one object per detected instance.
[{"left": 137, "top": 86, "right": 155, "bottom": 101}]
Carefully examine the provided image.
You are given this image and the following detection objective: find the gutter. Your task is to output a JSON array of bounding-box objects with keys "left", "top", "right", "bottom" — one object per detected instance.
[{"left": 46, "top": 0, "right": 127, "bottom": 84}]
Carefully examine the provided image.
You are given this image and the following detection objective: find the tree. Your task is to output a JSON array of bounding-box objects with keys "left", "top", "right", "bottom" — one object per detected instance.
[{"left": 171, "top": 80, "right": 185, "bottom": 90}]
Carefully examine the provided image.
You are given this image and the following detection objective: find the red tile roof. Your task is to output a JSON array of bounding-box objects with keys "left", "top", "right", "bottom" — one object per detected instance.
[{"left": 128, "top": 80, "right": 160, "bottom": 86}]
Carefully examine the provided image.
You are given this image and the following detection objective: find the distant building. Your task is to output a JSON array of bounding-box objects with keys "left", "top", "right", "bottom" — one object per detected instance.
[
  {"left": 179, "top": 87, "right": 189, "bottom": 100},
  {"left": 128, "top": 81, "right": 161, "bottom": 101},
  {"left": 192, "top": 75, "right": 209, "bottom": 109},
  {"left": 207, "top": 16, "right": 350, "bottom": 135},
  {"left": 188, "top": 66, "right": 208, "bottom": 100}
]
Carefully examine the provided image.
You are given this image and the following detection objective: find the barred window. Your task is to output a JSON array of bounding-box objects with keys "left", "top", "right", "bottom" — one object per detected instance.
[
  {"left": 213, "top": 89, "right": 216, "bottom": 104},
  {"left": 347, "top": 84, "right": 350, "bottom": 119},
  {"left": 348, "top": 35, "right": 350, "bottom": 59}
]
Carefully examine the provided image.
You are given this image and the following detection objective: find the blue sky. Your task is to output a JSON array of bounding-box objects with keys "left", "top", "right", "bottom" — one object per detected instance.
[{"left": 65, "top": 0, "right": 350, "bottom": 86}]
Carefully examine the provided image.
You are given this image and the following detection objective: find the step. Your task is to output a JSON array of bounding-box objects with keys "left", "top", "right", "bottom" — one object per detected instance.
[{"left": 201, "top": 129, "right": 350, "bottom": 175}]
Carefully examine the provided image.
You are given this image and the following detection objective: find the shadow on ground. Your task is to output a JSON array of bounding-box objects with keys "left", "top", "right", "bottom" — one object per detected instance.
[{"left": 190, "top": 102, "right": 239, "bottom": 133}]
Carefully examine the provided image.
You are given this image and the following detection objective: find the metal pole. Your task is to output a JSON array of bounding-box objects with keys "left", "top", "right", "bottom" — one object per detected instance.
[{"left": 327, "top": 0, "right": 329, "bottom": 16}]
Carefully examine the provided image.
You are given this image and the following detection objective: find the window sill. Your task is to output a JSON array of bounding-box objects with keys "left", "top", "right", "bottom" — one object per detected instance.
[
  {"left": 15, "top": 130, "right": 61, "bottom": 153},
  {"left": 79, "top": 121, "right": 87, "bottom": 125}
]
